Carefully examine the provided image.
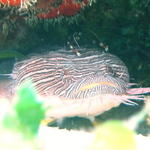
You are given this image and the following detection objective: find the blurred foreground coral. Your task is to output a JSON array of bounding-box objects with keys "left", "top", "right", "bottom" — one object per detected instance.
[{"left": 0, "top": 81, "right": 150, "bottom": 150}]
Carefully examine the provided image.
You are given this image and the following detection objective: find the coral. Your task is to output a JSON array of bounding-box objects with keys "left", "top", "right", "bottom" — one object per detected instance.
[
  {"left": 0, "top": 0, "right": 95, "bottom": 36},
  {"left": 36, "top": 0, "right": 90, "bottom": 19},
  {"left": 0, "top": 0, "right": 37, "bottom": 8},
  {"left": 59, "top": 1, "right": 82, "bottom": 16},
  {"left": 37, "top": 7, "right": 60, "bottom": 19},
  {"left": 0, "top": 0, "right": 23, "bottom": 6},
  {"left": 0, "top": 7, "right": 25, "bottom": 40}
]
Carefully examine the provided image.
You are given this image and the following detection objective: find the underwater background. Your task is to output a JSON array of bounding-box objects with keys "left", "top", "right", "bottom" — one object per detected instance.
[{"left": 0, "top": 0, "right": 150, "bottom": 135}]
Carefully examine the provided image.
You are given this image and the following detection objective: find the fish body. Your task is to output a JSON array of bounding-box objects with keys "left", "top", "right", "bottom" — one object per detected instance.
[{"left": 10, "top": 50, "right": 150, "bottom": 119}]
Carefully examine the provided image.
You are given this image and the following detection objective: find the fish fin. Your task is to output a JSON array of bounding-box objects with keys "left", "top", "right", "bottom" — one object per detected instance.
[{"left": 127, "top": 88, "right": 150, "bottom": 95}]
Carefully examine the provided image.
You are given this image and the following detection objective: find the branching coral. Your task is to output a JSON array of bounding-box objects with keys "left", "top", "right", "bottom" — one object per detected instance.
[
  {"left": 0, "top": 0, "right": 95, "bottom": 37},
  {"left": 36, "top": 0, "right": 90, "bottom": 19},
  {"left": 0, "top": 0, "right": 37, "bottom": 9}
]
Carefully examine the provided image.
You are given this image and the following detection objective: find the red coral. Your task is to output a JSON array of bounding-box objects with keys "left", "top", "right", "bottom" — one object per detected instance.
[
  {"left": 37, "top": 8, "right": 60, "bottom": 19},
  {"left": 83, "top": 0, "right": 89, "bottom": 5},
  {"left": 59, "top": 1, "right": 82, "bottom": 16},
  {"left": 37, "top": 0, "right": 89, "bottom": 19},
  {"left": 0, "top": 0, "right": 24, "bottom": 6},
  {"left": 36, "top": 0, "right": 56, "bottom": 10}
]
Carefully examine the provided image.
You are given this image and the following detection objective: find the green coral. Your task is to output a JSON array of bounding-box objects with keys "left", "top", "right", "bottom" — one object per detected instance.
[{"left": 3, "top": 80, "right": 45, "bottom": 139}]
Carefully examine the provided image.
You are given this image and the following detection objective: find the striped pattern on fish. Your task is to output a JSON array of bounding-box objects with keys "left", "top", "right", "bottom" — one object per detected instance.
[
  {"left": 12, "top": 50, "right": 129, "bottom": 100},
  {"left": 10, "top": 50, "right": 150, "bottom": 119},
  {"left": 59, "top": 75, "right": 127, "bottom": 99}
]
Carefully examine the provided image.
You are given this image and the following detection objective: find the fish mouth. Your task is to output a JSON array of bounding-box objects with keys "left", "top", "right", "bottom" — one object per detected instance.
[{"left": 58, "top": 74, "right": 128, "bottom": 100}]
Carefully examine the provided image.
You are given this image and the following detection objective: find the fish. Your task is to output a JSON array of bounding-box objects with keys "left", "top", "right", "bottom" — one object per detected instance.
[{"left": 8, "top": 50, "right": 150, "bottom": 119}]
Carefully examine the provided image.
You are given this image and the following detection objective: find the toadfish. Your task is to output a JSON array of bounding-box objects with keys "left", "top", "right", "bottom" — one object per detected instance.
[{"left": 3, "top": 50, "right": 150, "bottom": 120}]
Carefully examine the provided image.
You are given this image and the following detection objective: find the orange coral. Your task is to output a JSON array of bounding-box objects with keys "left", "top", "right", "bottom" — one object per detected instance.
[
  {"left": 0, "top": 0, "right": 37, "bottom": 8},
  {"left": 37, "top": 0, "right": 89, "bottom": 19},
  {"left": 0, "top": 0, "right": 90, "bottom": 20},
  {"left": 0, "top": 0, "right": 25, "bottom": 6},
  {"left": 37, "top": 8, "right": 60, "bottom": 19},
  {"left": 59, "top": 1, "right": 82, "bottom": 16}
]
